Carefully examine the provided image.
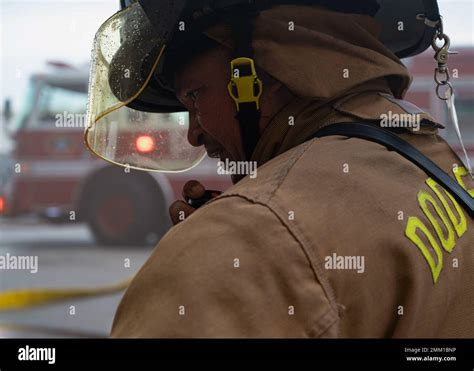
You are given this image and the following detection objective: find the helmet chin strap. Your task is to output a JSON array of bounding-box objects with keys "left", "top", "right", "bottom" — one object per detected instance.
[{"left": 225, "top": 9, "right": 263, "bottom": 161}]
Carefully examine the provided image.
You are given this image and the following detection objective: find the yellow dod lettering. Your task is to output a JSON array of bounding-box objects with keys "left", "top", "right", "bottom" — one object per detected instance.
[
  {"left": 417, "top": 190, "right": 456, "bottom": 252},
  {"left": 453, "top": 166, "right": 474, "bottom": 196},
  {"left": 404, "top": 167, "right": 471, "bottom": 284},
  {"left": 405, "top": 216, "right": 443, "bottom": 283},
  {"left": 426, "top": 178, "right": 467, "bottom": 238}
]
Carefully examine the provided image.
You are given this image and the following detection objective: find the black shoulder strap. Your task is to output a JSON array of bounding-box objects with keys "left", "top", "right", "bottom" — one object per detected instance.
[{"left": 310, "top": 123, "right": 474, "bottom": 217}]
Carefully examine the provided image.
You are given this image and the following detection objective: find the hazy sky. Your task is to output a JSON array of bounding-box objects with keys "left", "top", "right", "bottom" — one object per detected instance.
[
  {"left": 1, "top": 0, "right": 473, "bottom": 110},
  {"left": 1, "top": 0, "right": 117, "bottom": 110}
]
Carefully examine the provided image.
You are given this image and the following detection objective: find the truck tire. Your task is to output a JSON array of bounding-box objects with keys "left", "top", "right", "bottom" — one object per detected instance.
[{"left": 83, "top": 168, "right": 169, "bottom": 246}]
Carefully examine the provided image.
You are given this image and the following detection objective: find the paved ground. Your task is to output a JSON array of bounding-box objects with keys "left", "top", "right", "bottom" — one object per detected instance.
[{"left": 0, "top": 216, "right": 153, "bottom": 338}]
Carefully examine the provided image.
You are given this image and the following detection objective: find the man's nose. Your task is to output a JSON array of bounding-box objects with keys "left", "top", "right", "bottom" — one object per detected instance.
[{"left": 187, "top": 112, "right": 204, "bottom": 147}]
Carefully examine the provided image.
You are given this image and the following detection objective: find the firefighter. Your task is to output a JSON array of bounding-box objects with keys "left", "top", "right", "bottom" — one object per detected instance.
[{"left": 85, "top": 0, "right": 474, "bottom": 337}]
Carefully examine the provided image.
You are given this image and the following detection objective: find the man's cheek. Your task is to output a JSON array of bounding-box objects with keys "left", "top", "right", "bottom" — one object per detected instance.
[
  {"left": 195, "top": 110, "right": 217, "bottom": 134},
  {"left": 197, "top": 110, "right": 228, "bottom": 143},
  {"left": 204, "top": 91, "right": 236, "bottom": 115}
]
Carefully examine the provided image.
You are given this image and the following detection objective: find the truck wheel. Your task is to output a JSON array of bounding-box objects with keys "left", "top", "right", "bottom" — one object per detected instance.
[{"left": 83, "top": 169, "right": 169, "bottom": 246}]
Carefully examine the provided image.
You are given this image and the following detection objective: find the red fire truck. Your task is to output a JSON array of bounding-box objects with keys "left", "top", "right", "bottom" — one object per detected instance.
[{"left": 0, "top": 62, "right": 231, "bottom": 245}]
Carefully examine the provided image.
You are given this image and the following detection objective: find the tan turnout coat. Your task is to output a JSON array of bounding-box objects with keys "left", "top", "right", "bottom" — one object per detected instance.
[{"left": 111, "top": 5, "right": 474, "bottom": 338}]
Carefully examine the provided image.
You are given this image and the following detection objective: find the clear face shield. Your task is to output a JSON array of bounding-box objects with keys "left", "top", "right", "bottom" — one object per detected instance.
[{"left": 85, "top": 2, "right": 206, "bottom": 172}]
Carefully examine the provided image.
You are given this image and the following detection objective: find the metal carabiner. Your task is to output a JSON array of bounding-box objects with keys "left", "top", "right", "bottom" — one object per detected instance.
[{"left": 432, "top": 34, "right": 451, "bottom": 67}]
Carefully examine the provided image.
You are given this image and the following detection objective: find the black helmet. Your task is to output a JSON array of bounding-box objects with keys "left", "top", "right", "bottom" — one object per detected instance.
[
  {"left": 111, "top": 0, "right": 441, "bottom": 113},
  {"left": 85, "top": 0, "right": 442, "bottom": 171}
]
